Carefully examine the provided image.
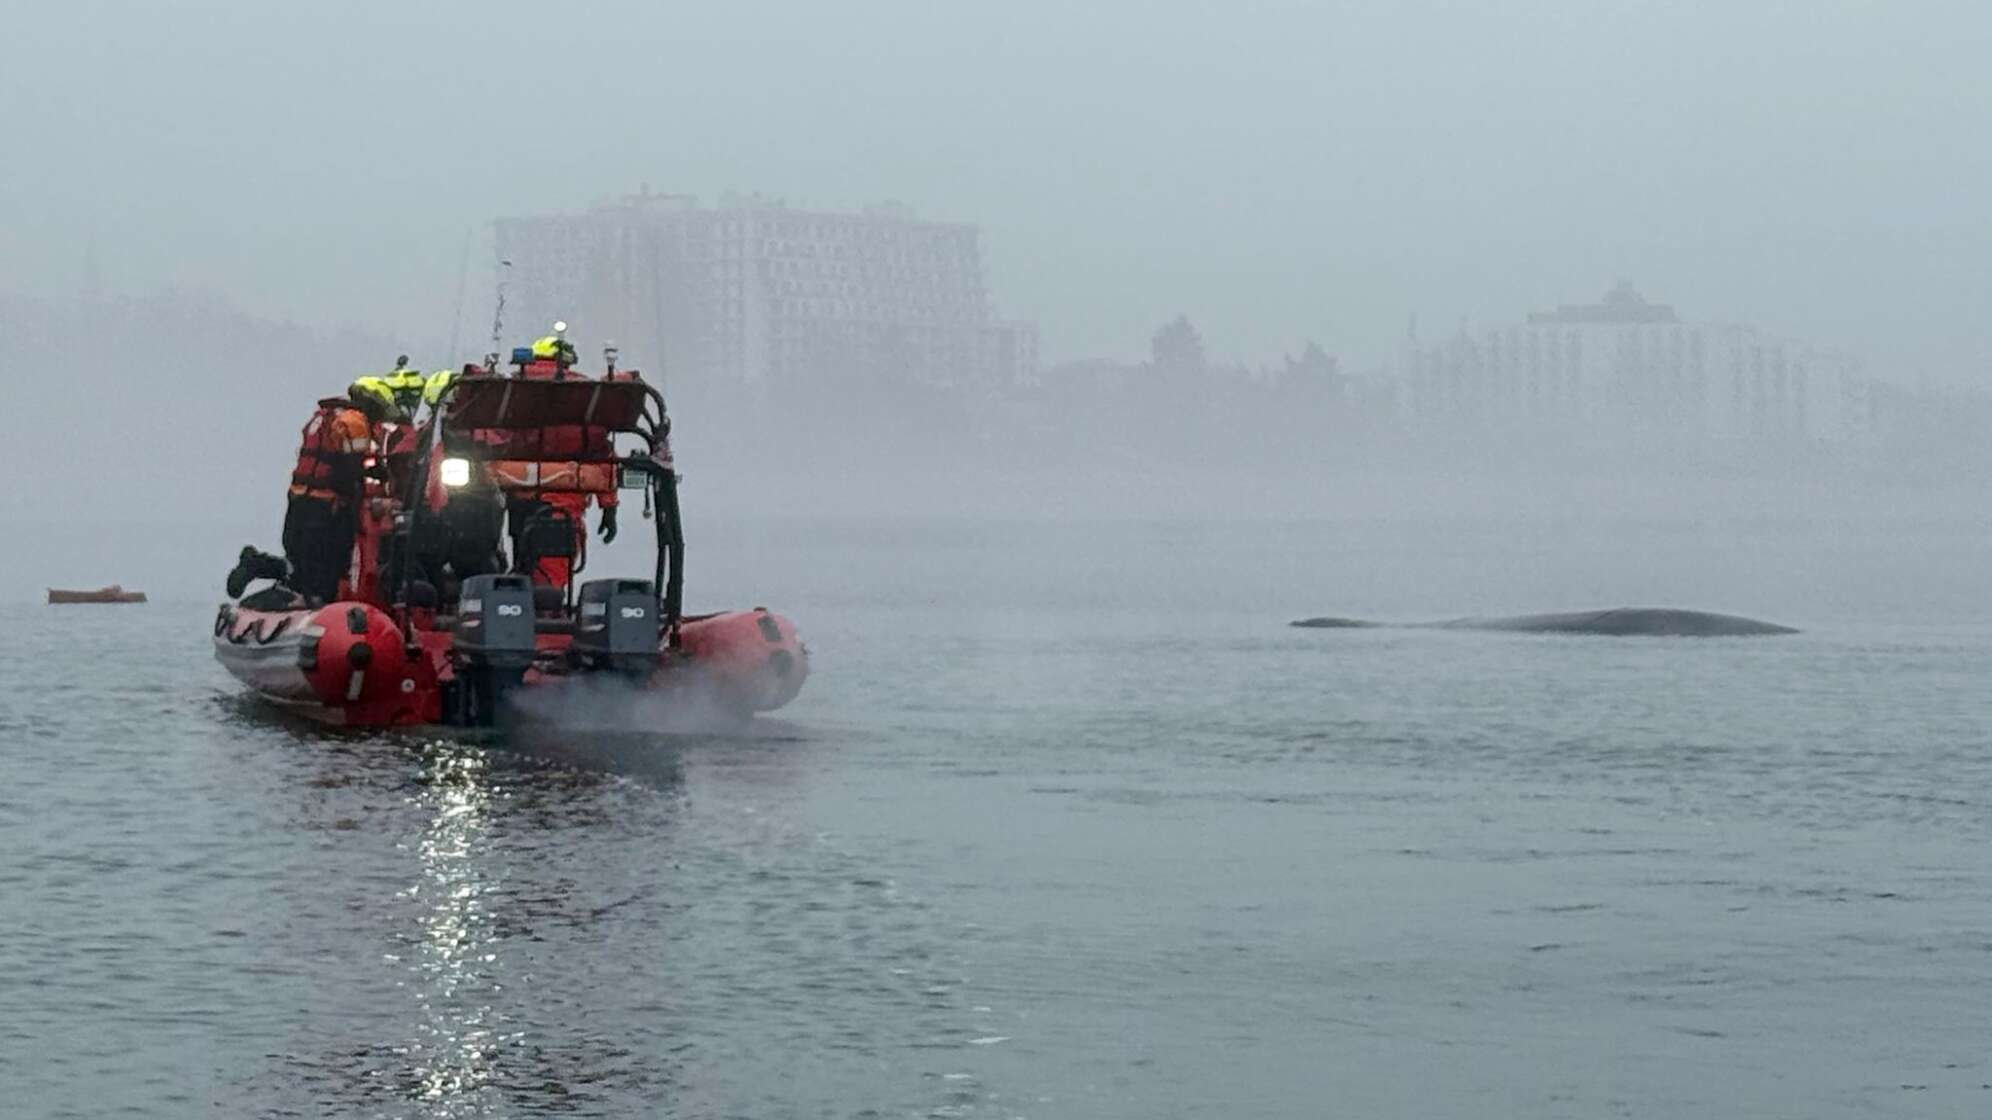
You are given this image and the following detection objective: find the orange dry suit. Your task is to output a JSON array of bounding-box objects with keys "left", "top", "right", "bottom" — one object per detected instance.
[
  {"left": 284, "top": 398, "right": 374, "bottom": 603},
  {"left": 499, "top": 360, "right": 620, "bottom": 588}
]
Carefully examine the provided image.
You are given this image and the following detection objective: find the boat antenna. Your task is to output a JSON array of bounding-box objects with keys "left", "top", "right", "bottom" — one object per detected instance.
[{"left": 488, "top": 257, "right": 513, "bottom": 367}]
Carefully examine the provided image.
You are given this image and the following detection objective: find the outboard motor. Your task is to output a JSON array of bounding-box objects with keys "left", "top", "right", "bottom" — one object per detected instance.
[
  {"left": 453, "top": 573, "right": 538, "bottom": 724},
  {"left": 572, "top": 578, "right": 661, "bottom": 676}
]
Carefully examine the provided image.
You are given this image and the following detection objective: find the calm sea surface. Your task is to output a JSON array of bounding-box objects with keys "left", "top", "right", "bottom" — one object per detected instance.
[{"left": 4, "top": 516, "right": 1990, "bottom": 1118}]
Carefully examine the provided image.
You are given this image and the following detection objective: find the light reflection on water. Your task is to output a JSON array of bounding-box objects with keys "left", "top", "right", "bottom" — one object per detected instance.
[{"left": 404, "top": 742, "right": 501, "bottom": 1114}]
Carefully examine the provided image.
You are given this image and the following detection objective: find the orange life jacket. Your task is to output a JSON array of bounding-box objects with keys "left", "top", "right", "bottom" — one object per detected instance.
[{"left": 288, "top": 398, "right": 373, "bottom": 506}]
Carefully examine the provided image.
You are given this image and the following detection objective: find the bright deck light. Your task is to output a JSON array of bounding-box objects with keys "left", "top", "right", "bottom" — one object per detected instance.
[{"left": 439, "top": 457, "right": 472, "bottom": 488}]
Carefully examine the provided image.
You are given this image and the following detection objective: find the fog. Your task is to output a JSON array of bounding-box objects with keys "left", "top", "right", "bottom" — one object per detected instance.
[
  {"left": 17, "top": 13, "right": 1992, "bottom": 1114},
  {"left": 4, "top": 0, "right": 1991, "bottom": 608}
]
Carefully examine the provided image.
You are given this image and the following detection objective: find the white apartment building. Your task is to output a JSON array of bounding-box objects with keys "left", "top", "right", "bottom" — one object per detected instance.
[
  {"left": 1402, "top": 282, "right": 1858, "bottom": 446},
  {"left": 494, "top": 190, "right": 1038, "bottom": 393}
]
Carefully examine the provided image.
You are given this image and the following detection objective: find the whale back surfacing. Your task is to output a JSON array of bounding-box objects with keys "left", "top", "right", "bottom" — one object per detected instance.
[{"left": 1291, "top": 608, "right": 1797, "bottom": 636}]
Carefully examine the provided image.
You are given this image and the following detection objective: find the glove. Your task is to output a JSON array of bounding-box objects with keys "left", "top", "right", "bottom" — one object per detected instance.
[{"left": 598, "top": 505, "right": 618, "bottom": 544}]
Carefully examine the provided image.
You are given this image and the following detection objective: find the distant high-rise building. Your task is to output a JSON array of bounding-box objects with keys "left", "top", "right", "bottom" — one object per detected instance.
[
  {"left": 1400, "top": 281, "right": 1859, "bottom": 446},
  {"left": 494, "top": 190, "right": 1038, "bottom": 393}
]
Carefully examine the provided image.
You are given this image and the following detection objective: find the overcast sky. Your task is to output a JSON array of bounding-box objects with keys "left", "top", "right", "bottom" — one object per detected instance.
[{"left": 4, "top": 0, "right": 1988, "bottom": 373}]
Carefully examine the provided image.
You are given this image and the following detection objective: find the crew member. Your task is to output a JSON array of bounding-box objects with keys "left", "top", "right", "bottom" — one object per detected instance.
[
  {"left": 528, "top": 323, "right": 578, "bottom": 369},
  {"left": 380, "top": 354, "right": 428, "bottom": 420},
  {"left": 407, "top": 367, "right": 505, "bottom": 597},
  {"left": 509, "top": 477, "right": 617, "bottom": 587},
  {"left": 503, "top": 324, "right": 616, "bottom": 587},
  {"left": 349, "top": 376, "right": 417, "bottom": 496},
  {"left": 422, "top": 368, "right": 457, "bottom": 420},
  {"left": 419, "top": 363, "right": 495, "bottom": 420},
  {"left": 283, "top": 382, "right": 389, "bottom": 603},
  {"left": 409, "top": 445, "right": 505, "bottom": 600}
]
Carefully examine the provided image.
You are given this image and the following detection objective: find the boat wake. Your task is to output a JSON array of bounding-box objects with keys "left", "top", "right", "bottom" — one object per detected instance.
[{"left": 502, "top": 670, "right": 773, "bottom": 737}]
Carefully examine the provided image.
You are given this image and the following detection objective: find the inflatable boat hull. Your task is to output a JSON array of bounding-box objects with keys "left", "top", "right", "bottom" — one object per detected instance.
[{"left": 214, "top": 601, "right": 808, "bottom": 728}]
